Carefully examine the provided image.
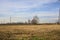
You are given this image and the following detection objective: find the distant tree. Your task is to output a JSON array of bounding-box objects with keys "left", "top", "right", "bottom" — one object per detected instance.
[
  {"left": 28, "top": 19, "right": 31, "bottom": 24},
  {"left": 56, "top": 22, "right": 60, "bottom": 24},
  {"left": 25, "top": 21, "right": 28, "bottom": 24},
  {"left": 31, "top": 16, "right": 39, "bottom": 24}
]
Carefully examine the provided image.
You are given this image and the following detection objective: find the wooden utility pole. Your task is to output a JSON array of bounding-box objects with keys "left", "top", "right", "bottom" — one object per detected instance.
[
  {"left": 10, "top": 16, "right": 11, "bottom": 24},
  {"left": 59, "top": 8, "right": 60, "bottom": 23},
  {"left": 0, "top": 20, "right": 2, "bottom": 24},
  {"left": 57, "top": 8, "right": 60, "bottom": 24}
]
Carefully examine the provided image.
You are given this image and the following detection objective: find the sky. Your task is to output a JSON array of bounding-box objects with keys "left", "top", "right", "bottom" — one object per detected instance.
[{"left": 0, "top": 0, "right": 60, "bottom": 23}]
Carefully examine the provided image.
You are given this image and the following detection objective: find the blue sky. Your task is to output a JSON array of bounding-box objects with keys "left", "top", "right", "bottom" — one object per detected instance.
[{"left": 0, "top": 0, "right": 60, "bottom": 23}]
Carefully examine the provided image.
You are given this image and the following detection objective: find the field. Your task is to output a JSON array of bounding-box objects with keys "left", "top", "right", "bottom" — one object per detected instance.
[{"left": 0, "top": 24, "right": 60, "bottom": 40}]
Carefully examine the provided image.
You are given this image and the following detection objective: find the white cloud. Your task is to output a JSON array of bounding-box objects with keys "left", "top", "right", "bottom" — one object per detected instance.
[
  {"left": 0, "top": 0, "right": 58, "bottom": 9},
  {"left": 0, "top": 11, "right": 58, "bottom": 23},
  {"left": 0, "top": 0, "right": 59, "bottom": 23},
  {"left": 0, "top": 0, "right": 58, "bottom": 14}
]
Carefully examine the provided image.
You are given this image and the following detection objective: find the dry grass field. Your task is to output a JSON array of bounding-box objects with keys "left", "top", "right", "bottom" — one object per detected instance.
[{"left": 0, "top": 24, "right": 60, "bottom": 40}]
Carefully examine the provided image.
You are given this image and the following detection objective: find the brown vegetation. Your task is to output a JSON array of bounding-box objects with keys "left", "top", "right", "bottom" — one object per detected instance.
[{"left": 0, "top": 25, "right": 60, "bottom": 40}]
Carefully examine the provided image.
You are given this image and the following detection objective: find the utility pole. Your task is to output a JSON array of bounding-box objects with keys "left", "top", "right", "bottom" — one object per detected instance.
[
  {"left": 10, "top": 16, "right": 11, "bottom": 24},
  {"left": 59, "top": 9, "right": 60, "bottom": 23},
  {"left": 0, "top": 20, "right": 2, "bottom": 24},
  {"left": 57, "top": 8, "right": 60, "bottom": 24}
]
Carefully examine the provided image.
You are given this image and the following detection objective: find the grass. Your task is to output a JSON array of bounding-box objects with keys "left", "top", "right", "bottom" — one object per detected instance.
[{"left": 0, "top": 25, "right": 60, "bottom": 40}]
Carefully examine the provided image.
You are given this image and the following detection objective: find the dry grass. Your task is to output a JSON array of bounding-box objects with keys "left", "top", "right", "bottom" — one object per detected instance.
[{"left": 0, "top": 25, "right": 60, "bottom": 40}]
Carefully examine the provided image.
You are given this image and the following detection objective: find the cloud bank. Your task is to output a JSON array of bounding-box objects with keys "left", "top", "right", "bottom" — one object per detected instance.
[{"left": 0, "top": 0, "right": 59, "bottom": 23}]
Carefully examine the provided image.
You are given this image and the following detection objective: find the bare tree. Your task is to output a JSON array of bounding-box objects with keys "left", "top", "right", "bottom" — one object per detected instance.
[
  {"left": 31, "top": 16, "right": 39, "bottom": 24},
  {"left": 28, "top": 19, "right": 31, "bottom": 24}
]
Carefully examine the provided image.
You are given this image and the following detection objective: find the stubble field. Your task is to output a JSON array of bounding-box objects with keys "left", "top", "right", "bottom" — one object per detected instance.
[{"left": 0, "top": 24, "right": 60, "bottom": 40}]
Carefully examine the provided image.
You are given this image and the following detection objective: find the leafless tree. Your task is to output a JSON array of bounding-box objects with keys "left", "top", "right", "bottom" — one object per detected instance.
[
  {"left": 28, "top": 19, "right": 31, "bottom": 24},
  {"left": 31, "top": 16, "right": 39, "bottom": 24}
]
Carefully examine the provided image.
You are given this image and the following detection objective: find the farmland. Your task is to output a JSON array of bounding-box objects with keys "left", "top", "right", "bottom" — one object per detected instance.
[{"left": 0, "top": 24, "right": 60, "bottom": 40}]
